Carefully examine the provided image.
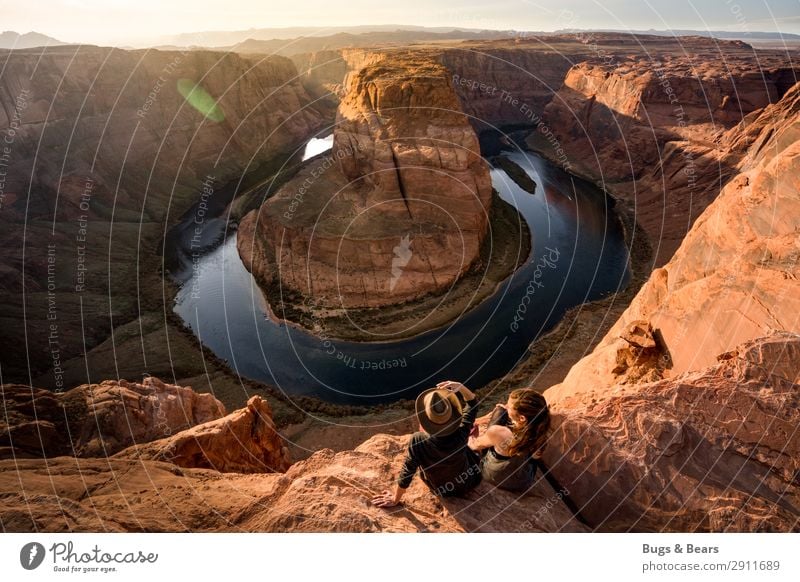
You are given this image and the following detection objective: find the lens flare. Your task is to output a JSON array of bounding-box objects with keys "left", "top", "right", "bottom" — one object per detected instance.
[{"left": 177, "top": 78, "right": 224, "bottom": 122}]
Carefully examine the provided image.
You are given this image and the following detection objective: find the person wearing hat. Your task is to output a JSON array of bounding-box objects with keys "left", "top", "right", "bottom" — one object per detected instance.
[{"left": 372, "top": 380, "right": 481, "bottom": 507}]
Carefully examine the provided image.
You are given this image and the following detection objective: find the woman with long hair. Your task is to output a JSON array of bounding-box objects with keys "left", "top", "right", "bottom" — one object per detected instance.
[{"left": 468, "top": 388, "right": 550, "bottom": 492}]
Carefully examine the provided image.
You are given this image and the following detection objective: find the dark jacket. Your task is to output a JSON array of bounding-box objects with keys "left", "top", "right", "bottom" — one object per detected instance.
[{"left": 397, "top": 397, "right": 481, "bottom": 497}]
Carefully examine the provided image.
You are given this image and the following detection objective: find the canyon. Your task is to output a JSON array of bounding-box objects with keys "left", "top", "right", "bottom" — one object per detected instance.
[
  {"left": 0, "top": 45, "right": 328, "bottom": 409},
  {"left": 0, "top": 33, "right": 798, "bottom": 532}
]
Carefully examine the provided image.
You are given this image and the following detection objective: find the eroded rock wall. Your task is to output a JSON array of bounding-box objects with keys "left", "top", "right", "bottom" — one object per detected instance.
[
  {"left": 541, "top": 56, "right": 798, "bottom": 264},
  {"left": 542, "top": 83, "right": 800, "bottom": 532},
  {"left": 0, "top": 376, "right": 225, "bottom": 459}
]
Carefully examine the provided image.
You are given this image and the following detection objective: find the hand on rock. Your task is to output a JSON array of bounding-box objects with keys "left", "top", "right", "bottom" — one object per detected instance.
[{"left": 372, "top": 489, "right": 400, "bottom": 508}]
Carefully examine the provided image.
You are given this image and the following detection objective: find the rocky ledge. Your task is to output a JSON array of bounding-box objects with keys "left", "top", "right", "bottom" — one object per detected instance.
[
  {"left": 2, "top": 331, "right": 796, "bottom": 532},
  {"left": 539, "top": 82, "right": 800, "bottom": 532},
  {"left": 545, "top": 334, "right": 800, "bottom": 532},
  {"left": 0, "top": 421, "right": 583, "bottom": 532}
]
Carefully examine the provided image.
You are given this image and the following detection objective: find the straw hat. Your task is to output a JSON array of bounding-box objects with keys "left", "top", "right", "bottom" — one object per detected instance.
[{"left": 415, "top": 387, "right": 463, "bottom": 436}]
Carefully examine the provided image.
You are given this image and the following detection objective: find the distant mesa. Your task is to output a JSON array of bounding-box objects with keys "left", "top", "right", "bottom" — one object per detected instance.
[{"left": 0, "top": 31, "right": 65, "bottom": 49}]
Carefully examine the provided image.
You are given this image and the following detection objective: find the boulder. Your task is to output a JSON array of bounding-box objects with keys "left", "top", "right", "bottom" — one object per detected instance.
[
  {"left": 115, "top": 395, "right": 291, "bottom": 473},
  {"left": 0, "top": 377, "right": 225, "bottom": 458}
]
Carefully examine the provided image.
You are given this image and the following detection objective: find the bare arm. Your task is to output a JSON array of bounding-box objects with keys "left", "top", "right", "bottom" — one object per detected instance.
[
  {"left": 469, "top": 425, "right": 512, "bottom": 452},
  {"left": 373, "top": 436, "right": 418, "bottom": 508}
]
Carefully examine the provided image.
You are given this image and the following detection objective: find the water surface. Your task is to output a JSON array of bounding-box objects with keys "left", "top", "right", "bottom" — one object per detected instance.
[{"left": 172, "top": 141, "right": 630, "bottom": 404}]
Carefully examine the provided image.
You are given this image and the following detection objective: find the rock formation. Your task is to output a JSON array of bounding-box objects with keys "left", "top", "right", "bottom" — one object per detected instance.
[
  {"left": 541, "top": 51, "right": 797, "bottom": 264},
  {"left": 0, "top": 377, "right": 225, "bottom": 458},
  {"left": 0, "top": 46, "right": 326, "bottom": 384},
  {"left": 548, "top": 82, "right": 800, "bottom": 399},
  {"left": 541, "top": 82, "right": 800, "bottom": 532},
  {"left": 287, "top": 38, "right": 796, "bottom": 271},
  {"left": 1, "top": 35, "right": 799, "bottom": 534},
  {"left": 544, "top": 334, "right": 800, "bottom": 532},
  {"left": 116, "top": 395, "right": 291, "bottom": 473},
  {"left": 0, "top": 432, "right": 584, "bottom": 532},
  {"left": 441, "top": 41, "right": 595, "bottom": 129},
  {"left": 238, "top": 55, "right": 494, "bottom": 311}
]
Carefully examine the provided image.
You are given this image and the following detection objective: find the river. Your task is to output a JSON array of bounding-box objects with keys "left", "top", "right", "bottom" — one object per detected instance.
[{"left": 170, "top": 135, "right": 630, "bottom": 404}]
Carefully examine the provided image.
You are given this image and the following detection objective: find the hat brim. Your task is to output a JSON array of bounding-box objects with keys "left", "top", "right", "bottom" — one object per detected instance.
[{"left": 415, "top": 388, "right": 463, "bottom": 436}]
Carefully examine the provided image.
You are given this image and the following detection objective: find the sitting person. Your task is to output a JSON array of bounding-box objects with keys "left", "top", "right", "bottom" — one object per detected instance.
[
  {"left": 468, "top": 388, "right": 550, "bottom": 492},
  {"left": 372, "top": 381, "right": 481, "bottom": 507}
]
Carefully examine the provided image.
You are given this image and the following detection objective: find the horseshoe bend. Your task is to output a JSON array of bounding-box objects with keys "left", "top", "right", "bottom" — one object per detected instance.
[
  {"left": 0, "top": 28, "right": 799, "bottom": 535},
  {"left": 236, "top": 55, "right": 528, "bottom": 339}
]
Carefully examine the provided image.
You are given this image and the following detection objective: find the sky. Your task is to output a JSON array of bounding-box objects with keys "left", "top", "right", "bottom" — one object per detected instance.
[{"left": 2, "top": 0, "right": 799, "bottom": 46}]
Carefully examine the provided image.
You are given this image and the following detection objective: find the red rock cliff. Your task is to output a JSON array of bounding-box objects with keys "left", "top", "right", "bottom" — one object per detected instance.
[
  {"left": 541, "top": 53, "right": 797, "bottom": 264},
  {"left": 542, "top": 82, "right": 800, "bottom": 532}
]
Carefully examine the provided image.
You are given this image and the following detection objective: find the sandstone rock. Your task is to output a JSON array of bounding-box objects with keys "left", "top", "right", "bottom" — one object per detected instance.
[
  {"left": 238, "top": 55, "right": 494, "bottom": 310},
  {"left": 548, "top": 86, "right": 800, "bottom": 401},
  {"left": 540, "top": 55, "right": 797, "bottom": 265},
  {"left": 543, "top": 334, "right": 800, "bottom": 532},
  {"left": 0, "top": 433, "right": 585, "bottom": 532},
  {"left": 620, "top": 320, "right": 657, "bottom": 349},
  {"left": 441, "top": 44, "right": 594, "bottom": 129},
  {"left": 115, "top": 395, "right": 291, "bottom": 473},
  {"left": 0, "top": 386, "right": 77, "bottom": 458},
  {"left": 0, "top": 377, "right": 225, "bottom": 458},
  {"left": 540, "top": 84, "right": 800, "bottom": 532}
]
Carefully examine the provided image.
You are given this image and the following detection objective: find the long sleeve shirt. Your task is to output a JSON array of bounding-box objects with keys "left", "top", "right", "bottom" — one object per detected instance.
[{"left": 397, "top": 397, "right": 481, "bottom": 496}]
